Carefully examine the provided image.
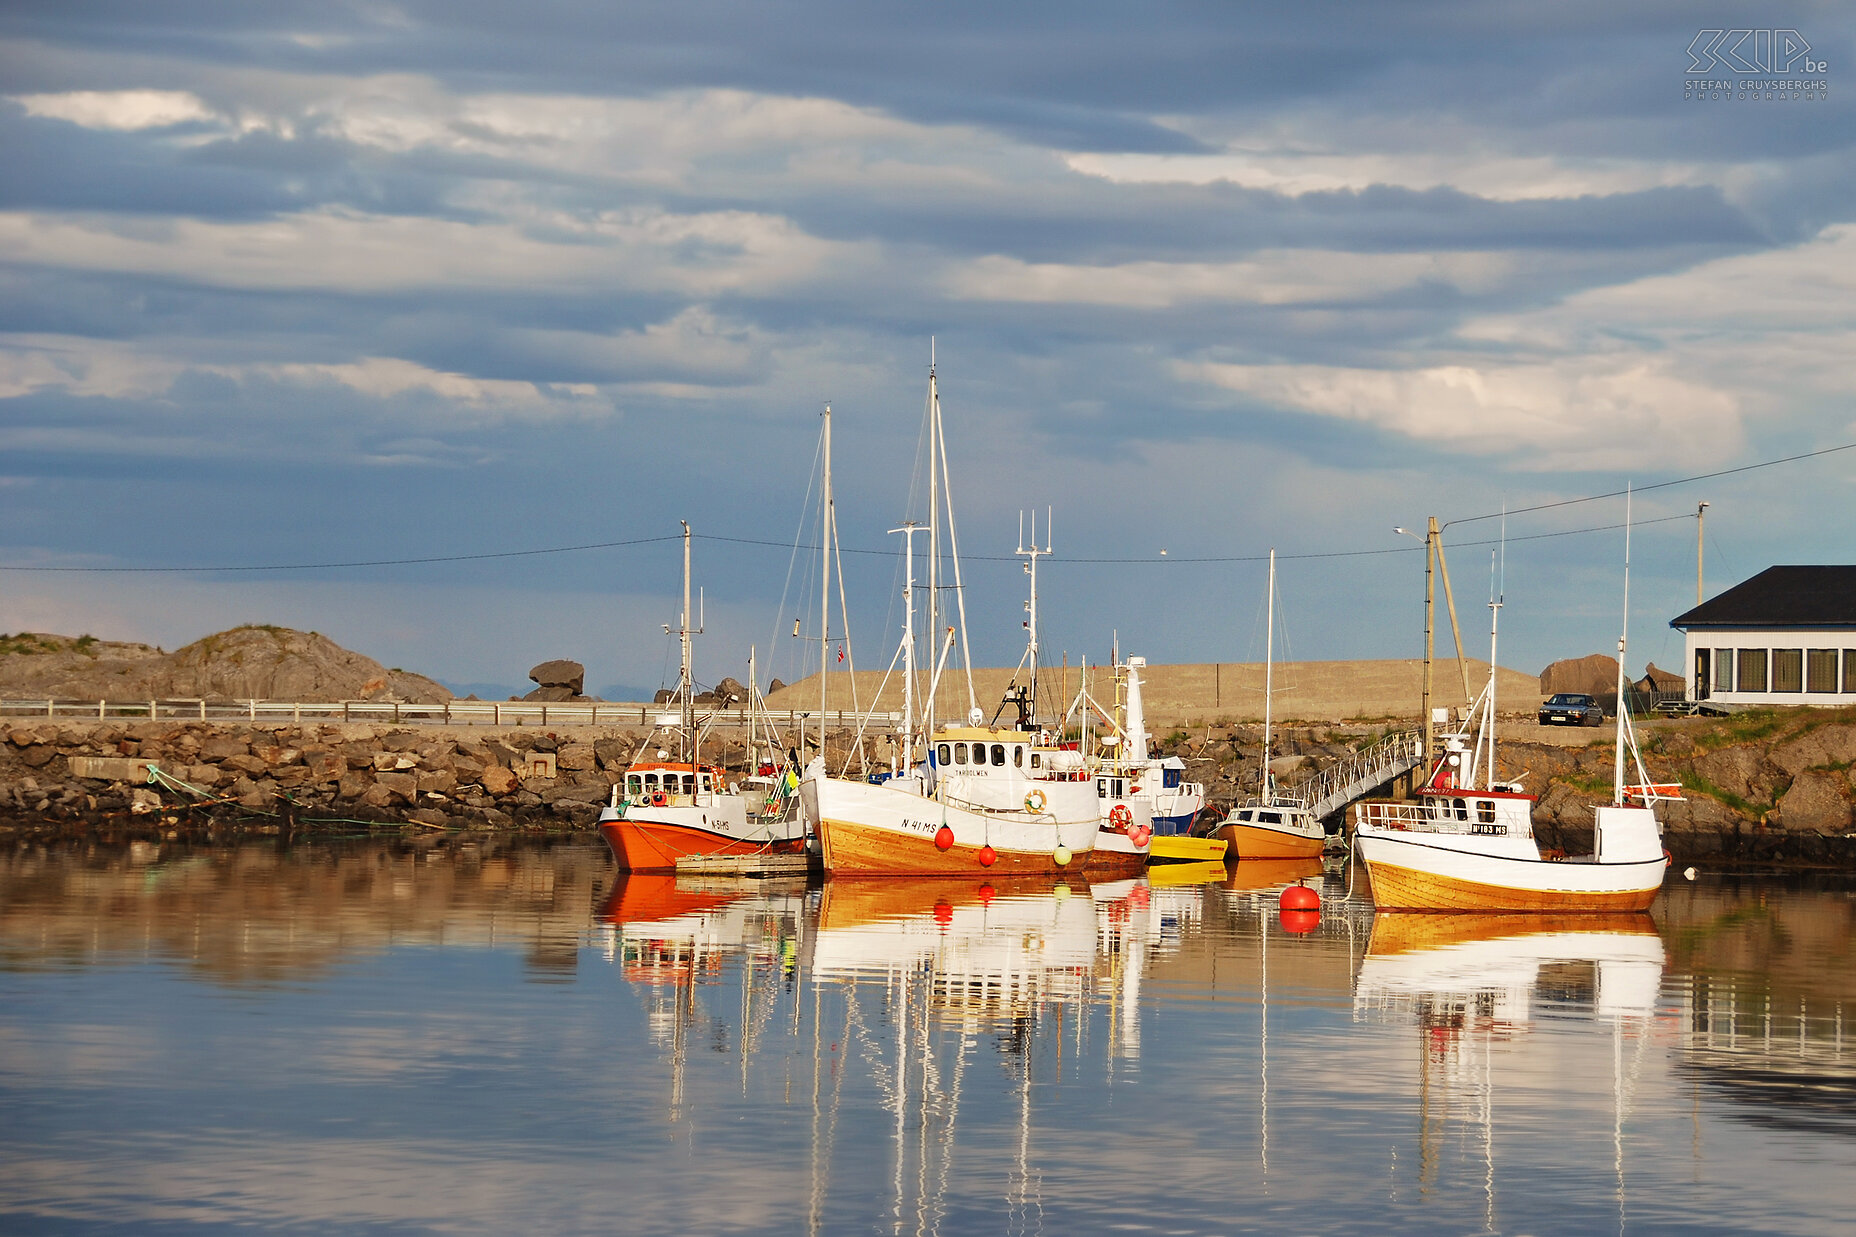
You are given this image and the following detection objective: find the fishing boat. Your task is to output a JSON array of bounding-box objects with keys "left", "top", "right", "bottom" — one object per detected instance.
[
  {"left": 598, "top": 523, "right": 807, "bottom": 871},
  {"left": 1353, "top": 516, "right": 1674, "bottom": 911},
  {"left": 805, "top": 357, "right": 1099, "bottom": 876},
  {"left": 1212, "top": 550, "right": 1327, "bottom": 860}
]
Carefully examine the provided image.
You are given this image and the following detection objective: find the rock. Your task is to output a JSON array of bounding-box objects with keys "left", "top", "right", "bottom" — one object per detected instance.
[
  {"left": 712, "top": 677, "right": 745, "bottom": 705},
  {"left": 1539, "top": 654, "right": 1620, "bottom": 697},
  {"left": 338, "top": 772, "right": 372, "bottom": 799},
  {"left": 480, "top": 764, "right": 519, "bottom": 795},
  {"left": 654, "top": 689, "right": 676, "bottom": 705},
  {"left": 21, "top": 745, "right": 56, "bottom": 768},
  {"left": 768, "top": 679, "right": 786, "bottom": 695},
  {"left": 529, "top": 660, "right": 585, "bottom": 694},
  {"left": 407, "top": 808, "right": 451, "bottom": 827},
  {"left": 185, "top": 764, "right": 223, "bottom": 788},
  {"left": 129, "top": 787, "right": 162, "bottom": 814},
  {"left": 221, "top": 754, "right": 269, "bottom": 777},
  {"left": 594, "top": 738, "right": 631, "bottom": 770},
  {"left": 417, "top": 768, "right": 457, "bottom": 796},
  {"left": 200, "top": 737, "right": 249, "bottom": 760},
  {"left": 523, "top": 685, "right": 578, "bottom": 702},
  {"left": 255, "top": 745, "right": 301, "bottom": 767},
  {"left": 373, "top": 771, "right": 417, "bottom": 804},
  {"left": 1777, "top": 769, "right": 1853, "bottom": 833},
  {"left": 557, "top": 744, "right": 596, "bottom": 772}
]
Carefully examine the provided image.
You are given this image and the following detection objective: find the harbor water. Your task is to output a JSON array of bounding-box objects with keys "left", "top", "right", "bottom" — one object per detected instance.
[{"left": 1, "top": 838, "right": 1851, "bottom": 1234}]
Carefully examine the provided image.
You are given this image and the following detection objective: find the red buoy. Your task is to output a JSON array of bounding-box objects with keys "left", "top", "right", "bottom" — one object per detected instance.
[
  {"left": 1131, "top": 824, "right": 1153, "bottom": 848},
  {"left": 977, "top": 884, "right": 996, "bottom": 904},
  {"left": 1279, "top": 908, "right": 1319, "bottom": 934},
  {"left": 1279, "top": 883, "right": 1320, "bottom": 911},
  {"left": 933, "top": 901, "right": 953, "bottom": 927},
  {"left": 978, "top": 844, "right": 997, "bottom": 867},
  {"left": 934, "top": 825, "right": 955, "bottom": 851}
]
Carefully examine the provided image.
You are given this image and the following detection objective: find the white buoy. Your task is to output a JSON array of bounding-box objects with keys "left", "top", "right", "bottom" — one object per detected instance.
[{"left": 1684, "top": 867, "right": 1698, "bottom": 881}]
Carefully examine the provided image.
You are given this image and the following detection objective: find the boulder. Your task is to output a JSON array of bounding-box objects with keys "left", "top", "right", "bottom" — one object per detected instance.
[
  {"left": 529, "top": 659, "right": 585, "bottom": 695},
  {"left": 523, "top": 685, "right": 579, "bottom": 703},
  {"left": 1777, "top": 768, "right": 1852, "bottom": 833},
  {"left": 1539, "top": 654, "right": 1620, "bottom": 697}
]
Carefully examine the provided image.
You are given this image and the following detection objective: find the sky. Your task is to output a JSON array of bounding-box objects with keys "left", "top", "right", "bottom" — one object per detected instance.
[{"left": 1, "top": 3, "right": 1852, "bottom": 701}]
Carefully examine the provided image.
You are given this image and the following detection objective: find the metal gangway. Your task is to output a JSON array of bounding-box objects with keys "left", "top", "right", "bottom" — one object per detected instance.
[{"left": 1300, "top": 729, "right": 1426, "bottom": 822}]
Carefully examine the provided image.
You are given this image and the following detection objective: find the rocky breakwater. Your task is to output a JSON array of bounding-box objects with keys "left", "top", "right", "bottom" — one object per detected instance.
[
  {"left": 0, "top": 720, "right": 669, "bottom": 835},
  {"left": 1506, "top": 709, "right": 1856, "bottom": 866}
]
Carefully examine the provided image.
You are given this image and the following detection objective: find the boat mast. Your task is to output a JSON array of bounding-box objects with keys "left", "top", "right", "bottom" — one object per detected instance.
[
  {"left": 679, "top": 520, "right": 694, "bottom": 762},
  {"left": 820, "top": 403, "right": 832, "bottom": 760},
  {"left": 1263, "top": 548, "right": 1275, "bottom": 802},
  {"left": 1017, "top": 508, "right": 1051, "bottom": 726},
  {"left": 1614, "top": 487, "right": 1632, "bottom": 806},
  {"left": 890, "top": 522, "right": 922, "bottom": 772},
  {"left": 1482, "top": 547, "right": 1503, "bottom": 791},
  {"left": 925, "top": 345, "right": 939, "bottom": 728}
]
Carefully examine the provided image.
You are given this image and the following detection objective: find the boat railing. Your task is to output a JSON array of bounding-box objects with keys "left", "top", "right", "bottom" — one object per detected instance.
[
  {"left": 1353, "top": 798, "right": 1532, "bottom": 839},
  {"left": 1302, "top": 730, "right": 1426, "bottom": 820}
]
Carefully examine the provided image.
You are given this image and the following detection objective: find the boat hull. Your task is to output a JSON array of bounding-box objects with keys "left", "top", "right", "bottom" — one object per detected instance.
[
  {"left": 810, "top": 775, "right": 1097, "bottom": 877},
  {"left": 1213, "top": 821, "right": 1325, "bottom": 860},
  {"left": 1357, "top": 831, "right": 1667, "bottom": 912},
  {"left": 1147, "top": 834, "right": 1229, "bottom": 864},
  {"left": 1083, "top": 830, "right": 1150, "bottom": 876},
  {"left": 598, "top": 813, "right": 806, "bottom": 872}
]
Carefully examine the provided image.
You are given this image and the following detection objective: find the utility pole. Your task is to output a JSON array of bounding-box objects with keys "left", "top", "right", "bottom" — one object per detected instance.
[
  {"left": 1697, "top": 501, "right": 1710, "bottom": 605},
  {"left": 1396, "top": 520, "right": 1439, "bottom": 764}
]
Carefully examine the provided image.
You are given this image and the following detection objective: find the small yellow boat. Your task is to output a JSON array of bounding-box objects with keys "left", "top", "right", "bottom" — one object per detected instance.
[{"left": 1146, "top": 834, "right": 1229, "bottom": 864}]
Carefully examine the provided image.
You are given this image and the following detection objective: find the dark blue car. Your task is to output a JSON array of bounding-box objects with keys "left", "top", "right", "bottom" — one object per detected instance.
[{"left": 1538, "top": 692, "right": 1604, "bottom": 726}]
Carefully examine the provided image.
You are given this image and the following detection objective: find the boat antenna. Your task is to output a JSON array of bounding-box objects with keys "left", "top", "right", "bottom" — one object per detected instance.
[{"left": 1263, "top": 548, "right": 1275, "bottom": 803}]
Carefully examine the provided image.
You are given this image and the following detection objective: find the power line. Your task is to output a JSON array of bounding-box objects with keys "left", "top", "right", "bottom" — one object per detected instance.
[
  {"left": 0, "top": 438, "right": 1845, "bottom": 575},
  {"left": 0, "top": 535, "right": 682, "bottom": 573}
]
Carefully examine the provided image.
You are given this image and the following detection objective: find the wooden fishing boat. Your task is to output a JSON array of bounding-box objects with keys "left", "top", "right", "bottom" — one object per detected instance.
[
  {"left": 1354, "top": 512, "right": 1673, "bottom": 912},
  {"left": 597, "top": 523, "right": 806, "bottom": 871}
]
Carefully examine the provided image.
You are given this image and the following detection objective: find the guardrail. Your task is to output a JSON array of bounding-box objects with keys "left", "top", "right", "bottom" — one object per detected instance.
[
  {"left": 1303, "top": 729, "right": 1426, "bottom": 820},
  {"left": 0, "top": 697, "right": 903, "bottom": 731}
]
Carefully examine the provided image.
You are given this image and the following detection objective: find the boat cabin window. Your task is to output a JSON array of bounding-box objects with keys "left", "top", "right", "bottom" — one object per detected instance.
[
  {"left": 1097, "top": 778, "right": 1108, "bottom": 798},
  {"left": 1163, "top": 769, "right": 1180, "bottom": 789},
  {"left": 1476, "top": 799, "right": 1496, "bottom": 824},
  {"left": 682, "top": 774, "right": 695, "bottom": 793},
  {"left": 1029, "top": 751, "right": 1041, "bottom": 769},
  {"left": 991, "top": 743, "right": 1006, "bottom": 766},
  {"left": 1013, "top": 746, "right": 1024, "bottom": 768},
  {"left": 953, "top": 743, "right": 968, "bottom": 765},
  {"left": 937, "top": 743, "right": 950, "bottom": 765},
  {"left": 1454, "top": 798, "right": 1469, "bottom": 821},
  {"left": 626, "top": 775, "right": 643, "bottom": 795},
  {"left": 1260, "top": 811, "right": 1282, "bottom": 825},
  {"left": 644, "top": 773, "right": 660, "bottom": 790}
]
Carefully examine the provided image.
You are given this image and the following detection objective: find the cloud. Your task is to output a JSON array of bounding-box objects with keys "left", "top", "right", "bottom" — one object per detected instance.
[
  {"left": 12, "top": 89, "right": 215, "bottom": 131},
  {"left": 1175, "top": 357, "right": 1740, "bottom": 470}
]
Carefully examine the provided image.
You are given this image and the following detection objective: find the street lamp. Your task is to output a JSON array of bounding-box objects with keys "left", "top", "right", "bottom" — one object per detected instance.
[{"left": 1394, "top": 521, "right": 1438, "bottom": 764}]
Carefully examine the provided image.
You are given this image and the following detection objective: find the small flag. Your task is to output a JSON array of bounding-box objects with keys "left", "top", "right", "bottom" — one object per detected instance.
[{"left": 837, "top": 643, "right": 845, "bottom": 663}]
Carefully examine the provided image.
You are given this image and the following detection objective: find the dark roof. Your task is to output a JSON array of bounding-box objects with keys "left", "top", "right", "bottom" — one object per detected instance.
[{"left": 1670, "top": 566, "right": 1856, "bottom": 629}]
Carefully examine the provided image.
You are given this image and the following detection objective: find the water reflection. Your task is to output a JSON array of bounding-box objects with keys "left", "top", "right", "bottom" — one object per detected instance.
[{"left": 2, "top": 841, "right": 1854, "bottom": 1234}]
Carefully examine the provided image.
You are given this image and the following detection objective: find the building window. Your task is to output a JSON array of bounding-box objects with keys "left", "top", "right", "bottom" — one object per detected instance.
[
  {"left": 1714, "top": 648, "right": 1735, "bottom": 693},
  {"left": 1845, "top": 653, "right": 1856, "bottom": 693},
  {"left": 1737, "top": 648, "right": 1768, "bottom": 693},
  {"left": 1808, "top": 649, "right": 1839, "bottom": 694},
  {"left": 1773, "top": 648, "right": 1803, "bottom": 693}
]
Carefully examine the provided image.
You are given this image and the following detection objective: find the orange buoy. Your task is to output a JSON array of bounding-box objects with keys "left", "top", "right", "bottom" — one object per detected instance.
[
  {"left": 978, "top": 845, "right": 997, "bottom": 867},
  {"left": 933, "top": 901, "right": 953, "bottom": 927},
  {"left": 1279, "top": 883, "right": 1320, "bottom": 911},
  {"left": 1131, "top": 824, "right": 1152, "bottom": 848},
  {"left": 935, "top": 825, "right": 955, "bottom": 851},
  {"left": 977, "top": 883, "right": 996, "bottom": 904},
  {"left": 1279, "top": 908, "right": 1319, "bottom": 934}
]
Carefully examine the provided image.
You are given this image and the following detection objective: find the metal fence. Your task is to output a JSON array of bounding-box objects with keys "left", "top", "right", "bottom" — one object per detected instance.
[{"left": 0, "top": 697, "right": 902, "bottom": 731}]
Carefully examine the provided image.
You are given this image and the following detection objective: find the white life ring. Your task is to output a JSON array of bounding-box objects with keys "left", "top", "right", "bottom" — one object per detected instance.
[{"left": 1024, "top": 789, "right": 1048, "bottom": 813}]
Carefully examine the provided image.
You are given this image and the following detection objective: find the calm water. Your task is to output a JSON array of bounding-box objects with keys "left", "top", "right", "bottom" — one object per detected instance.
[{"left": 2, "top": 839, "right": 1852, "bottom": 1236}]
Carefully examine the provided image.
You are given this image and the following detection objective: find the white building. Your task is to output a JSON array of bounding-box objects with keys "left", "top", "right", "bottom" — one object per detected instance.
[{"left": 1670, "top": 566, "right": 1856, "bottom": 706}]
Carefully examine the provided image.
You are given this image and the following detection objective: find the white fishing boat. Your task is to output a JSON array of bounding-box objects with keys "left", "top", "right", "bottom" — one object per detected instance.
[
  {"left": 598, "top": 523, "right": 807, "bottom": 871},
  {"left": 1212, "top": 550, "right": 1327, "bottom": 860},
  {"left": 1353, "top": 515, "right": 1674, "bottom": 912},
  {"left": 804, "top": 357, "right": 1098, "bottom": 876}
]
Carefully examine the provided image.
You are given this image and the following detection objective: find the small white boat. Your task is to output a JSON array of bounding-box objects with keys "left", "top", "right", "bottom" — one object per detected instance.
[{"left": 1354, "top": 518, "right": 1673, "bottom": 912}]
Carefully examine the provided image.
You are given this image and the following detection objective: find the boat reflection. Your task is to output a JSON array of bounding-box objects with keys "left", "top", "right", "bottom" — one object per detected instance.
[
  {"left": 1354, "top": 913, "right": 1665, "bottom": 1227},
  {"left": 593, "top": 874, "right": 809, "bottom": 1119}
]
